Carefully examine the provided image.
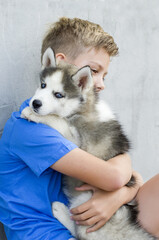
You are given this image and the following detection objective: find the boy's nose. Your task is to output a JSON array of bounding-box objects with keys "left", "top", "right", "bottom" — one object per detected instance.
[{"left": 95, "top": 79, "right": 105, "bottom": 92}]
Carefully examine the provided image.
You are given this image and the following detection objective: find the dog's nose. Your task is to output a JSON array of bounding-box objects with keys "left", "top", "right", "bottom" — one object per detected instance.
[{"left": 32, "top": 99, "right": 42, "bottom": 109}]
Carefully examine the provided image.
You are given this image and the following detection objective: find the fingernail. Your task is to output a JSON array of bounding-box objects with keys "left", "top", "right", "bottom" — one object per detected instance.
[{"left": 76, "top": 221, "right": 79, "bottom": 224}]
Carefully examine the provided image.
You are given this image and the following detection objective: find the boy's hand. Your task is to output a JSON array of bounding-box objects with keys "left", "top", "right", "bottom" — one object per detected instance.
[
  {"left": 70, "top": 176, "right": 142, "bottom": 233},
  {"left": 70, "top": 184, "right": 122, "bottom": 233}
]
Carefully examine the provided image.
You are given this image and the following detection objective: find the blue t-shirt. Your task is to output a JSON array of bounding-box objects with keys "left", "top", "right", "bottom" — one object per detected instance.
[{"left": 0, "top": 99, "right": 77, "bottom": 240}]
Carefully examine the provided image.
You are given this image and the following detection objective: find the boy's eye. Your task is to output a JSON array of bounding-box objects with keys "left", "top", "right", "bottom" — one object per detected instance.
[
  {"left": 54, "top": 92, "right": 64, "bottom": 98},
  {"left": 91, "top": 69, "right": 98, "bottom": 74},
  {"left": 41, "top": 83, "right": 46, "bottom": 89}
]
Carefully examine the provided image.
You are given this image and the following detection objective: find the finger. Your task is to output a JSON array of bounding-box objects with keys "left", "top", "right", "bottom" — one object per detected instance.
[
  {"left": 71, "top": 209, "right": 94, "bottom": 221},
  {"left": 76, "top": 215, "right": 100, "bottom": 226},
  {"left": 75, "top": 184, "right": 97, "bottom": 192},
  {"left": 86, "top": 219, "right": 106, "bottom": 233},
  {"left": 70, "top": 199, "right": 92, "bottom": 214}
]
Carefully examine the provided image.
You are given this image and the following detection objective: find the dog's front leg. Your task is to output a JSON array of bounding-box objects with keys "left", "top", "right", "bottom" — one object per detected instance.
[
  {"left": 52, "top": 201, "right": 76, "bottom": 237},
  {"left": 21, "top": 106, "right": 42, "bottom": 123}
]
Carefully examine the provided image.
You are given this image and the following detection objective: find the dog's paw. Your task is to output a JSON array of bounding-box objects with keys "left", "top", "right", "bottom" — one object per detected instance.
[
  {"left": 21, "top": 107, "right": 38, "bottom": 123},
  {"left": 52, "top": 201, "right": 69, "bottom": 219},
  {"left": 52, "top": 201, "right": 76, "bottom": 236},
  {"left": 21, "top": 107, "right": 32, "bottom": 120}
]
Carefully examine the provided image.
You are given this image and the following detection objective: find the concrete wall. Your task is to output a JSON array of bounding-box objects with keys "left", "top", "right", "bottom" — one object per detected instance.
[{"left": 0, "top": 1, "right": 159, "bottom": 237}]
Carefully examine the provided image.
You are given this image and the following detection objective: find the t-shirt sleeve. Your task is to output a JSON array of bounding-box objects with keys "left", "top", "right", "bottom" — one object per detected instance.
[{"left": 11, "top": 118, "right": 78, "bottom": 177}]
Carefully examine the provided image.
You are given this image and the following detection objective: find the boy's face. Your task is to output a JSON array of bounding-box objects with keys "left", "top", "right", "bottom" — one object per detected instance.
[{"left": 68, "top": 48, "right": 110, "bottom": 92}]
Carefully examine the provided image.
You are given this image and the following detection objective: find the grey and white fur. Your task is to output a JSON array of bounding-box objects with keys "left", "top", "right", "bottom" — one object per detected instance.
[{"left": 21, "top": 48, "right": 156, "bottom": 240}]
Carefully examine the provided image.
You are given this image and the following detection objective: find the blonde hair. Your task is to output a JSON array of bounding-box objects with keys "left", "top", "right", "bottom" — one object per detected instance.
[{"left": 41, "top": 17, "right": 119, "bottom": 60}]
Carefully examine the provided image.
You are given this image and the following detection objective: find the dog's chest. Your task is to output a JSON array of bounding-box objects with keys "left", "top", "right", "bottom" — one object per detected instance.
[{"left": 40, "top": 115, "right": 81, "bottom": 146}]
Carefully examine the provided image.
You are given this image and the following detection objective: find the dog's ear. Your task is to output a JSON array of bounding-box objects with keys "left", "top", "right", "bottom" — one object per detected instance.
[
  {"left": 72, "top": 66, "right": 93, "bottom": 93},
  {"left": 42, "top": 48, "right": 56, "bottom": 69}
]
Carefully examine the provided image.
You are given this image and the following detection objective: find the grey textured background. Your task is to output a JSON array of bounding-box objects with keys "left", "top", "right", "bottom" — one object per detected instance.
[{"left": 0, "top": 1, "right": 159, "bottom": 237}]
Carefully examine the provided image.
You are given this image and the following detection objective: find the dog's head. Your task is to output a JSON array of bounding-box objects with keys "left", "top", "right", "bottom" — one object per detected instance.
[{"left": 30, "top": 48, "right": 94, "bottom": 117}]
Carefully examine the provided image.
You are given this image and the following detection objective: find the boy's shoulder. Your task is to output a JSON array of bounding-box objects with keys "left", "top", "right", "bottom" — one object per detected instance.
[{"left": 19, "top": 98, "right": 31, "bottom": 113}]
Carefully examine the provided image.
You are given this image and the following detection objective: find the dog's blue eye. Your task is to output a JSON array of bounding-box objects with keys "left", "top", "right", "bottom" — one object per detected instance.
[
  {"left": 41, "top": 83, "right": 46, "bottom": 89},
  {"left": 54, "top": 92, "right": 64, "bottom": 98}
]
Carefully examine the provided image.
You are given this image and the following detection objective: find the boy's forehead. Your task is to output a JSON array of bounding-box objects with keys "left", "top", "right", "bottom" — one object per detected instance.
[{"left": 72, "top": 48, "right": 110, "bottom": 71}]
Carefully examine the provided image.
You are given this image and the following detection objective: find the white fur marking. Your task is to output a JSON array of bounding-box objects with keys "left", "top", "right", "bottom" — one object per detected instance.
[{"left": 96, "top": 100, "right": 115, "bottom": 122}]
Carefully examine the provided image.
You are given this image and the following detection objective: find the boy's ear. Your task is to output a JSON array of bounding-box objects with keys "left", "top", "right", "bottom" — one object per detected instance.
[
  {"left": 42, "top": 48, "right": 56, "bottom": 69},
  {"left": 56, "top": 53, "right": 67, "bottom": 64},
  {"left": 72, "top": 66, "right": 93, "bottom": 93}
]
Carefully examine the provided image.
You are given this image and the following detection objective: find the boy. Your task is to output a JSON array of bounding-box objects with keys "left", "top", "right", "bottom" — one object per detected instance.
[{"left": 0, "top": 17, "right": 158, "bottom": 240}]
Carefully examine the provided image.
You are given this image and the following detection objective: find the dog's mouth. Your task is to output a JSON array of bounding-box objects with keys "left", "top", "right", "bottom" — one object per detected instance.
[{"left": 32, "top": 107, "right": 39, "bottom": 114}]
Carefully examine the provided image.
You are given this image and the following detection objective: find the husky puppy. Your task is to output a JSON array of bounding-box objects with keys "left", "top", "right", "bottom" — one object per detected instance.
[{"left": 21, "top": 48, "right": 155, "bottom": 240}]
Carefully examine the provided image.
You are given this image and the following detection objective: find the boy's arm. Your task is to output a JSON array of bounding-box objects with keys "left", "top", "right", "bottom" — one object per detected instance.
[{"left": 51, "top": 148, "right": 132, "bottom": 191}]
